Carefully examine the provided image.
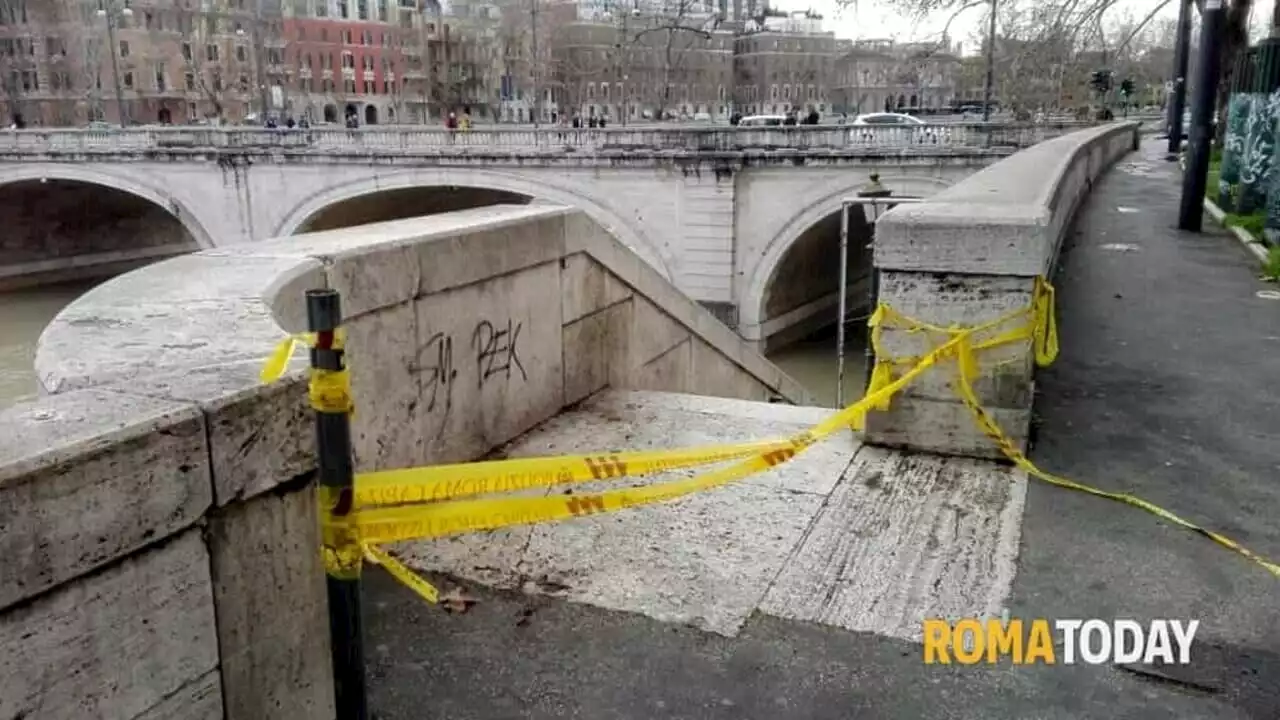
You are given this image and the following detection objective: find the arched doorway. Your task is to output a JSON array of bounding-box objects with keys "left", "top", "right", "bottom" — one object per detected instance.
[
  {"left": 323, "top": 104, "right": 338, "bottom": 123},
  {"left": 344, "top": 103, "right": 359, "bottom": 125},
  {"left": 365, "top": 105, "right": 378, "bottom": 125},
  {"left": 158, "top": 107, "right": 172, "bottom": 124},
  {"left": 909, "top": 94, "right": 918, "bottom": 108}
]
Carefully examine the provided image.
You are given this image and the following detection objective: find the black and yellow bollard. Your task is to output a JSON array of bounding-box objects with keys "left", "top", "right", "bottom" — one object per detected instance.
[{"left": 308, "top": 288, "right": 369, "bottom": 720}]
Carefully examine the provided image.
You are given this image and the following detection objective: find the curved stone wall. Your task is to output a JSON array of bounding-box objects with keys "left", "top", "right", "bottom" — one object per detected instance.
[
  {"left": 3, "top": 204, "right": 810, "bottom": 720},
  {"left": 864, "top": 121, "right": 1142, "bottom": 458}
]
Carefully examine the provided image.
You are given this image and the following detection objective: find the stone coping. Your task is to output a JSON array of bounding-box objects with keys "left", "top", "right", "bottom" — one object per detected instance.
[
  {"left": 874, "top": 121, "right": 1142, "bottom": 277},
  {"left": 34, "top": 203, "right": 809, "bottom": 401}
]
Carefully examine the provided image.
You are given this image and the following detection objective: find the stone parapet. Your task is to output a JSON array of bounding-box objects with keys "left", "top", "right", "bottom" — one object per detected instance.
[
  {"left": 865, "top": 122, "right": 1141, "bottom": 459},
  {"left": 3, "top": 204, "right": 809, "bottom": 719}
]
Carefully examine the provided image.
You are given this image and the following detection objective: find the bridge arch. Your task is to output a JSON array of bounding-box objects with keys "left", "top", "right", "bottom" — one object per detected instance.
[
  {"left": 740, "top": 174, "right": 955, "bottom": 346},
  {"left": 272, "top": 167, "right": 675, "bottom": 281},
  {"left": 0, "top": 163, "right": 217, "bottom": 250}
]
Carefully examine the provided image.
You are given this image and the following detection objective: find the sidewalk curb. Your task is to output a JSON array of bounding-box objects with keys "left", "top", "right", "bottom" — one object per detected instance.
[
  {"left": 1202, "top": 197, "right": 1271, "bottom": 264},
  {"left": 1176, "top": 153, "right": 1271, "bottom": 265}
]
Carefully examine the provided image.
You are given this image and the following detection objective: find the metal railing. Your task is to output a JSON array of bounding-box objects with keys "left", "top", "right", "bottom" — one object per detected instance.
[{"left": 0, "top": 121, "right": 1108, "bottom": 155}]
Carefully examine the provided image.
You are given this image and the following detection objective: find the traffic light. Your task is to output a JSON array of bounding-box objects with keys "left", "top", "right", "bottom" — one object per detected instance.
[{"left": 1090, "top": 70, "right": 1114, "bottom": 94}]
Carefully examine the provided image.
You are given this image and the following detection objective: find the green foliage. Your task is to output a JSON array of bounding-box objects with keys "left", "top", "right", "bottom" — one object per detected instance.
[
  {"left": 1263, "top": 246, "right": 1280, "bottom": 282},
  {"left": 1224, "top": 210, "right": 1265, "bottom": 236}
]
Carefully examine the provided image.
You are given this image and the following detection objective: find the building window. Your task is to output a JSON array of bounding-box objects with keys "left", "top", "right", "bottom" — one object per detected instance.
[
  {"left": 357, "top": 0, "right": 369, "bottom": 20},
  {"left": 316, "top": 0, "right": 328, "bottom": 17},
  {"left": 342, "top": 53, "right": 354, "bottom": 69},
  {"left": 236, "top": 45, "right": 247, "bottom": 62},
  {"left": 344, "top": 79, "right": 356, "bottom": 93},
  {"left": 362, "top": 30, "right": 372, "bottom": 45},
  {"left": 383, "top": 78, "right": 394, "bottom": 93},
  {"left": 207, "top": 44, "right": 219, "bottom": 62},
  {"left": 342, "top": 29, "right": 352, "bottom": 45},
  {"left": 185, "top": 72, "right": 195, "bottom": 90},
  {"left": 363, "top": 80, "right": 374, "bottom": 93},
  {"left": 362, "top": 55, "right": 374, "bottom": 71},
  {"left": 181, "top": 42, "right": 192, "bottom": 61},
  {"left": 122, "top": 71, "right": 133, "bottom": 89},
  {"left": 155, "top": 64, "right": 166, "bottom": 91},
  {"left": 119, "top": 40, "right": 129, "bottom": 57}
]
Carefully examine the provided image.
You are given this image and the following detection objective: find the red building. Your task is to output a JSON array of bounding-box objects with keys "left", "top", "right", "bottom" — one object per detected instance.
[{"left": 283, "top": 12, "right": 409, "bottom": 125}]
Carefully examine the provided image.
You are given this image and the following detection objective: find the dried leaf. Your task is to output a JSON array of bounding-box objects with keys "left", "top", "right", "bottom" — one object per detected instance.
[{"left": 439, "top": 586, "right": 478, "bottom": 614}]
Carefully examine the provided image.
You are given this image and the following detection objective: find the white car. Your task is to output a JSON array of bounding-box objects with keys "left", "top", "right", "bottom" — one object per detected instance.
[{"left": 849, "top": 112, "right": 948, "bottom": 143}]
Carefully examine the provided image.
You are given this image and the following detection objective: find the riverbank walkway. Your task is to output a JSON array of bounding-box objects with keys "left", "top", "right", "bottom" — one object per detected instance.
[{"left": 364, "top": 138, "right": 1280, "bottom": 719}]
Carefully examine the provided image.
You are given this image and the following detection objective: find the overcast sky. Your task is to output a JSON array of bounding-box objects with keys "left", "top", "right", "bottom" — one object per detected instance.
[{"left": 769, "top": 0, "right": 1223, "bottom": 54}]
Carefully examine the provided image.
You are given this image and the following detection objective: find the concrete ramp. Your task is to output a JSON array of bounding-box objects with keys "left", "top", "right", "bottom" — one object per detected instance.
[{"left": 395, "top": 389, "right": 1027, "bottom": 640}]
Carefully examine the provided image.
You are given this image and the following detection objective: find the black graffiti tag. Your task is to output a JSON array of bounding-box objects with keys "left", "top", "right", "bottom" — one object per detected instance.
[
  {"left": 413, "top": 332, "right": 458, "bottom": 414},
  {"left": 472, "top": 319, "right": 528, "bottom": 388}
]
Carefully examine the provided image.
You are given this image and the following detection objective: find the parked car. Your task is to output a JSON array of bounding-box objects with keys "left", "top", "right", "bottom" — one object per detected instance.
[
  {"left": 738, "top": 114, "right": 787, "bottom": 127},
  {"left": 849, "top": 112, "right": 948, "bottom": 143}
]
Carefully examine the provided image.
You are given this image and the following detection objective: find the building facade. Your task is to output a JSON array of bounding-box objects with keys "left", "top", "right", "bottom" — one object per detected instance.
[
  {"left": 733, "top": 12, "right": 838, "bottom": 117},
  {"left": 0, "top": 0, "right": 285, "bottom": 127},
  {"left": 553, "top": 8, "right": 733, "bottom": 123},
  {"left": 832, "top": 38, "right": 959, "bottom": 115}
]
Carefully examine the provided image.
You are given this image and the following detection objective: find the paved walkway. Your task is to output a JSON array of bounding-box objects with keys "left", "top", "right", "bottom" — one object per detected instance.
[{"left": 365, "top": 139, "right": 1280, "bottom": 719}]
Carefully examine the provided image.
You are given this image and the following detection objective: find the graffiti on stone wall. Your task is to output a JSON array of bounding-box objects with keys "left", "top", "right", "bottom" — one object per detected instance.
[
  {"left": 473, "top": 318, "right": 528, "bottom": 388},
  {"left": 412, "top": 317, "right": 529, "bottom": 420}
]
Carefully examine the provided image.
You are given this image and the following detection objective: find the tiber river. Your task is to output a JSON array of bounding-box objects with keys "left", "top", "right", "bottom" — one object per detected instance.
[{"left": 0, "top": 280, "right": 867, "bottom": 410}]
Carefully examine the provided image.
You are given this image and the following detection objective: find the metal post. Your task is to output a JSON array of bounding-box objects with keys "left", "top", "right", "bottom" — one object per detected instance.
[
  {"left": 1178, "top": 0, "right": 1226, "bottom": 231},
  {"left": 531, "top": 0, "right": 540, "bottom": 128},
  {"left": 253, "top": 0, "right": 271, "bottom": 123},
  {"left": 982, "top": 0, "right": 997, "bottom": 122},
  {"left": 835, "top": 199, "right": 851, "bottom": 408},
  {"left": 1166, "top": 0, "right": 1192, "bottom": 157},
  {"left": 103, "top": 9, "right": 128, "bottom": 127},
  {"left": 307, "top": 289, "right": 368, "bottom": 720}
]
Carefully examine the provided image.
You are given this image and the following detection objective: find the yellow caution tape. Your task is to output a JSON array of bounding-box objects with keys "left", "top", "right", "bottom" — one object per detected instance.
[
  {"left": 949, "top": 334, "right": 1280, "bottom": 579},
  {"left": 363, "top": 544, "right": 439, "bottom": 603},
  {"left": 268, "top": 274, "right": 1277, "bottom": 609},
  {"left": 356, "top": 437, "right": 800, "bottom": 506},
  {"left": 259, "top": 332, "right": 355, "bottom": 414}
]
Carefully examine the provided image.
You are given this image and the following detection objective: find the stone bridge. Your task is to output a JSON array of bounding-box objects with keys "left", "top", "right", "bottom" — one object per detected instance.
[
  {"left": 0, "top": 123, "right": 1086, "bottom": 348},
  {"left": 0, "top": 121, "right": 1147, "bottom": 720}
]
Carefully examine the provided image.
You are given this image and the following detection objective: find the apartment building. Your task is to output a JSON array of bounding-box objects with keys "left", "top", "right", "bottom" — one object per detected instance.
[
  {"left": 733, "top": 11, "right": 838, "bottom": 117},
  {"left": 0, "top": 0, "right": 284, "bottom": 127},
  {"left": 832, "top": 38, "right": 960, "bottom": 115}
]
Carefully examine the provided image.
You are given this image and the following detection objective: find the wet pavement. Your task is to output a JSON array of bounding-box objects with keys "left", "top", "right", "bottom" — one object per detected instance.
[{"left": 364, "top": 139, "right": 1280, "bottom": 720}]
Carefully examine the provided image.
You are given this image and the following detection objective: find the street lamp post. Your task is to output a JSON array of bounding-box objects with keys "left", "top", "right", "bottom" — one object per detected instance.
[
  {"left": 236, "top": 1, "right": 272, "bottom": 124},
  {"left": 982, "top": 0, "right": 997, "bottom": 121},
  {"left": 97, "top": 1, "right": 133, "bottom": 127}
]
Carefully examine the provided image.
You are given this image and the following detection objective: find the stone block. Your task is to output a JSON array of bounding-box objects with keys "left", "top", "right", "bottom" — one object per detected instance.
[
  {"left": 327, "top": 241, "right": 420, "bottom": 320},
  {"left": 628, "top": 339, "right": 692, "bottom": 393},
  {"left": 688, "top": 338, "right": 769, "bottom": 402},
  {"left": 412, "top": 261, "right": 566, "bottom": 464},
  {"left": 206, "top": 485, "right": 335, "bottom": 720},
  {"left": 0, "top": 531, "right": 219, "bottom": 720},
  {"left": 864, "top": 394, "right": 1029, "bottom": 460},
  {"left": 419, "top": 214, "right": 567, "bottom": 297},
  {"left": 760, "top": 445, "right": 1027, "bottom": 641},
  {"left": 39, "top": 295, "right": 288, "bottom": 393},
  {"left": 874, "top": 201, "right": 1052, "bottom": 277},
  {"left": 134, "top": 672, "right": 224, "bottom": 720},
  {"left": 629, "top": 295, "right": 691, "bottom": 365},
  {"left": 0, "top": 389, "right": 211, "bottom": 609},
  {"left": 560, "top": 252, "right": 633, "bottom": 324},
  {"left": 346, "top": 301, "right": 424, "bottom": 472},
  {"left": 873, "top": 270, "right": 1037, "bottom": 407},
  {"left": 106, "top": 360, "right": 314, "bottom": 505},
  {"left": 561, "top": 299, "right": 632, "bottom": 405}
]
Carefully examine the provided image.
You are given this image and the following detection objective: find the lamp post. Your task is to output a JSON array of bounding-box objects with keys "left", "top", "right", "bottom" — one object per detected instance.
[
  {"left": 236, "top": 2, "right": 272, "bottom": 125},
  {"left": 982, "top": 0, "right": 997, "bottom": 121},
  {"left": 96, "top": 0, "right": 133, "bottom": 127},
  {"left": 834, "top": 174, "right": 894, "bottom": 408}
]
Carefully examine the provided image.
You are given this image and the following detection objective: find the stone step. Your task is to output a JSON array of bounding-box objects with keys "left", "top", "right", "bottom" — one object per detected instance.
[{"left": 389, "top": 389, "right": 1028, "bottom": 641}]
